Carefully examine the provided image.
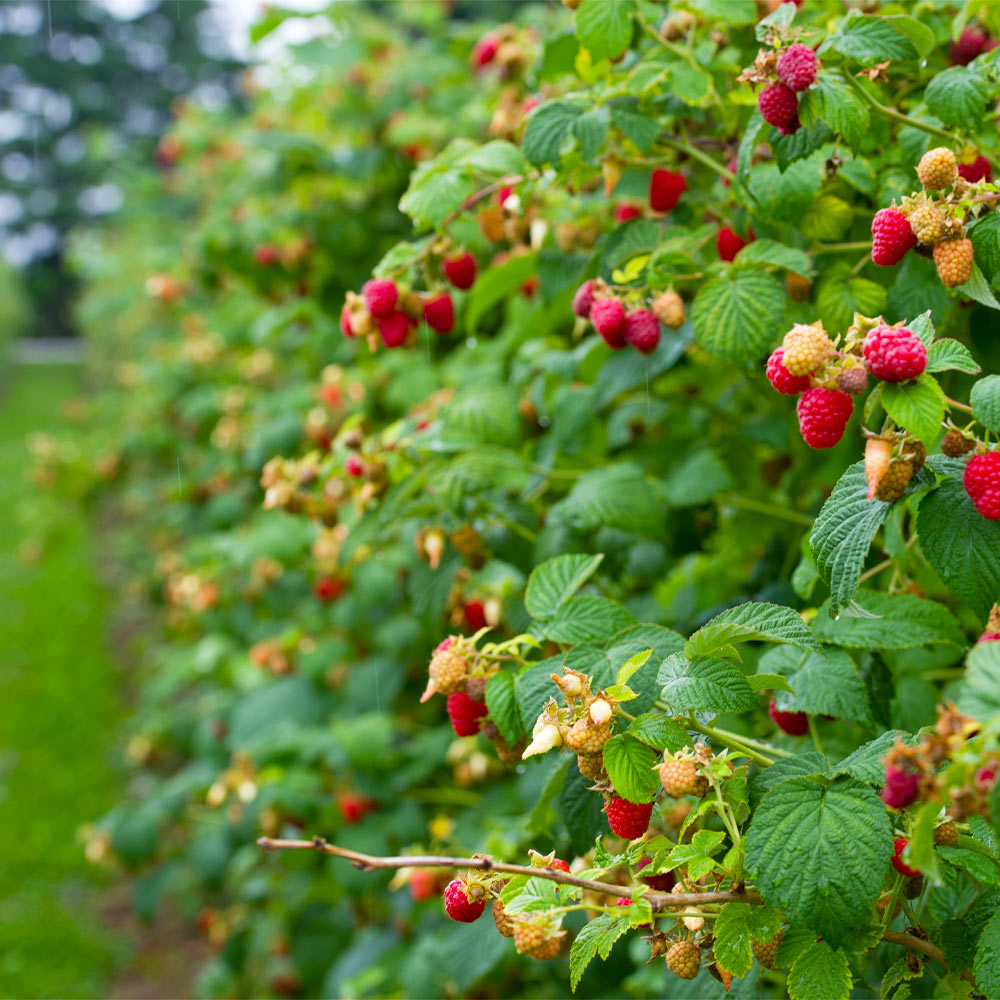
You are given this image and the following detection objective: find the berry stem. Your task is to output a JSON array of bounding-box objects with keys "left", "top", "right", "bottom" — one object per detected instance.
[
  {"left": 812, "top": 241, "right": 873, "bottom": 252},
  {"left": 718, "top": 494, "right": 814, "bottom": 527},
  {"left": 843, "top": 73, "right": 954, "bottom": 141},
  {"left": 945, "top": 395, "right": 974, "bottom": 414},
  {"left": 655, "top": 136, "right": 734, "bottom": 182},
  {"left": 807, "top": 715, "right": 825, "bottom": 754},
  {"left": 681, "top": 714, "right": 776, "bottom": 767}
]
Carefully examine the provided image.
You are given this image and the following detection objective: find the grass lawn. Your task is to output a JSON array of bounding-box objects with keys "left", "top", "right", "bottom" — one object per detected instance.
[{"left": 0, "top": 365, "right": 124, "bottom": 998}]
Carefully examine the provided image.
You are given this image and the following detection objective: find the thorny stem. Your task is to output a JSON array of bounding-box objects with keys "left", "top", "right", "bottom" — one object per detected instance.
[{"left": 844, "top": 73, "right": 954, "bottom": 141}]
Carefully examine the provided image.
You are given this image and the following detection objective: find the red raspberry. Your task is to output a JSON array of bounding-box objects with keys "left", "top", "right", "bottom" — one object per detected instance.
[
  {"left": 443, "top": 252, "right": 477, "bottom": 290},
  {"left": 796, "top": 388, "right": 853, "bottom": 449},
  {"left": 423, "top": 293, "right": 454, "bottom": 334},
  {"left": 443, "top": 878, "right": 486, "bottom": 921},
  {"left": 606, "top": 797, "right": 654, "bottom": 839},
  {"left": 463, "top": 600, "right": 487, "bottom": 630},
  {"left": 717, "top": 226, "right": 753, "bottom": 261},
  {"left": 314, "top": 576, "right": 345, "bottom": 602},
  {"left": 777, "top": 44, "right": 818, "bottom": 92},
  {"left": 447, "top": 691, "right": 488, "bottom": 737},
  {"left": 254, "top": 243, "right": 279, "bottom": 266},
  {"left": 959, "top": 156, "right": 992, "bottom": 183},
  {"left": 572, "top": 279, "right": 596, "bottom": 319},
  {"left": 778, "top": 110, "right": 801, "bottom": 135},
  {"left": 590, "top": 298, "right": 627, "bottom": 349},
  {"left": 979, "top": 632, "right": 1000, "bottom": 643},
  {"left": 871, "top": 208, "right": 916, "bottom": 266},
  {"left": 409, "top": 869, "right": 440, "bottom": 902},
  {"left": 768, "top": 698, "right": 809, "bottom": 736},
  {"left": 338, "top": 791, "right": 375, "bottom": 824},
  {"left": 964, "top": 452, "right": 1000, "bottom": 520},
  {"left": 649, "top": 169, "right": 686, "bottom": 212},
  {"left": 757, "top": 83, "right": 798, "bottom": 128},
  {"left": 891, "top": 838, "right": 921, "bottom": 878},
  {"left": 472, "top": 33, "right": 499, "bottom": 69},
  {"left": 624, "top": 308, "right": 661, "bottom": 354},
  {"left": 362, "top": 278, "right": 398, "bottom": 318},
  {"left": 548, "top": 858, "right": 571, "bottom": 873},
  {"left": 951, "top": 28, "right": 988, "bottom": 66},
  {"left": 638, "top": 855, "right": 675, "bottom": 892},
  {"left": 339, "top": 304, "right": 355, "bottom": 338},
  {"left": 881, "top": 763, "right": 919, "bottom": 809},
  {"left": 615, "top": 203, "right": 642, "bottom": 223},
  {"left": 616, "top": 896, "right": 632, "bottom": 907},
  {"left": 345, "top": 455, "right": 363, "bottom": 478},
  {"left": 976, "top": 764, "right": 997, "bottom": 789},
  {"left": 862, "top": 324, "right": 927, "bottom": 382},
  {"left": 765, "top": 348, "right": 811, "bottom": 396},
  {"left": 377, "top": 311, "right": 411, "bottom": 348}
]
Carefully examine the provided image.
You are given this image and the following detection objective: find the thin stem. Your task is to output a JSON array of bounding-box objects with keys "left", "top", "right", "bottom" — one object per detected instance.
[
  {"left": 812, "top": 241, "right": 872, "bottom": 252},
  {"left": 844, "top": 73, "right": 953, "bottom": 141},
  {"left": 684, "top": 714, "right": 774, "bottom": 767},
  {"left": 658, "top": 136, "right": 733, "bottom": 181},
  {"left": 946, "top": 396, "right": 974, "bottom": 414},
  {"left": 858, "top": 533, "right": 920, "bottom": 584},
  {"left": 808, "top": 715, "right": 825, "bottom": 755},
  {"left": 718, "top": 494, "right": 814, "bottom": 527},
  {"left": 711, "top": 727, "right": 794, "bottom": 760},
  {"left": 881, "top": 929, "right": 947, "bottom": 968}
]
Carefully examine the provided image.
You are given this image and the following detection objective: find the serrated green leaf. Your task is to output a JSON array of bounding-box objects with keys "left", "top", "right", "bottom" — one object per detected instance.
[
  {"left": 959, "top": 640, "right": 1000, "bottom": 720},
  {"left": 485, "top": 671, "right": 523, "bottom": 747},
  {"left": 663, "top": 449, "right": 733, "bottom": 507},
  {"left": 544, "top": 596, "right": 636, "bottom": 644},
  {"left": 610, "top": 104, "right": 660, "bottom": 152},
  {"left": 880, "top": 374, "right": 946, "bottom": 446},
  {"left": 685, "top": 601, "right": 820, "bottom": 659},
  {"left": 833, "top": 730, "right": 915, "bottom": 785},
  {"left": 657, "top": 653, "right": 758, "bottom": 715},
  {"left": 714, "top": 902, "right": 754, "bottom": 976},
  {"left": 525, "top": 553, "right": 605, "bottom": 620},
  {"left": 957, "top": 261, "right": 1000, "bottom": 310},
  {"left": 812, "top": 590, "right": 965, "bottom": 649},
  {"left": 603, "top": 734, "right": 661, "bottom": 803},
  {"left": 667, "top": 63, "right": 713, "bottom": 108},
  {"left": 816, "top": 265, "right": 887, "bottom": 334},
  {"left": 831, "top": 14, "right": 917, "bottom": 63},
  {"left": 749, "top": 672, "right": 795, "bottom": 694},
  {"left": 798, "top": 73, "right": 869, "bottom": 153},
  {"left": 464, "top": 252, "right": 540, "bottom": 335},
  {"left": 926, "top": 338, "right": 980, "bottom": 374},
  {"left": 761, "top": 646, "right": 873, "bottom": 725},
  {"left": 907, "top": 799, "right": 943, "bottom": 884},
  {"left": 625, "top": 713, "right": 690, "bottom": 752},
  {"left": 787, "top": 940, "right": 853, "bottom": 1000},
  {"left": 460, "top": 140, "right": 526, "bottom": 176},
  {"left": 616, "top": 648, "right": 652, "bottom": 687},
  {"left": 574, "top": 0, "right": 636, "bottom": 63},
  {"left": 560, "top": 765, "right": 608, "bottom": 856},
  {"left": 522, "top": 99, "right": 586, "bottom": 167},
  {"left": 972, "top": 211, "right": 1000, "bottom": 282},
  {"left": 925, "top": 65, "right": 989, "bottom": 129},
  {"left": 974, "top": 909, "right": 1000, "bottom": 995},
  {"left": 971, "top": 375, "right": 1000, "bottom": 432},
  {"left": 881, "top": 956, "right": 924, "bottom": 999},
  {"left": 734, "top": 238, "right": 813, "bottom": 277},
  {"left": 801, "top": 195, "right": 853, "bottom": 242},
  {"left": 549, "top": 465, "right": 662, "bottom": 536},
  {"left": 572, "top": 107, "right": 610, "bottom": 161},
  {"left": 690, "top": 269, "right": 786, "bottom": 363},
  {"left": 939, "top": 846, "right": 1000, "bottom": 886}
]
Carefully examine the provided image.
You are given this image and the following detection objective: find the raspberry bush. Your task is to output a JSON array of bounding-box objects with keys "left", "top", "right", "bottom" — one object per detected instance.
[{"left": 38, "top": 1, "right": 1000, "bottom": 997}]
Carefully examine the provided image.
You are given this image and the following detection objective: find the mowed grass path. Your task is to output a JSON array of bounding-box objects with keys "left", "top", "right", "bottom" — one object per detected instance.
[{"left": 0, "top": 365, "right": 123, "bottom": 998}]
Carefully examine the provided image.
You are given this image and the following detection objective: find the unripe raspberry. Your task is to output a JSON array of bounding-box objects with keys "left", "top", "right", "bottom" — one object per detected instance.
[
  {"left": 917, "top": 147, "right": 958, "bottom": 190},
  {"left": 377, "top": 310, "right": 411, "bottom": 348},
  {"left": 908, "top": 203, "right": 947, "bottom": 245},
  {"left": 492, "top": 899, "right": 515, "bottom": 936},
  {"left": 362, "top": 278, "right": 399, "bottom": 318},
  {"left": 666, "top": 940, "right": 701, "bottom": 980},
  {"left": 797, "top": 388, "right": 853, "bottom": 449},
  {"left": 443, "top": 252, "right": 477, "bottom": 290},
  {"left": 649, "top": 168, "right": 686, "bottom": 212},
  {"left": 624, "top": 308, "right": 661, "bottom": 354},
  {"left": 863, "top": 324, "right": 927, "bottom": 382},
  {"left": 659, "top": 759, "right": 698, "bottom": 797},
  {"left": 577, "top": 753, "right": 606, "bottom": 781},
  {"left": 875, "top": 459, "right": 915, "bottom": 503},
  {"left": 777, "top": 44, "right": 818, "bottom": 92},
  {"left": 423, "top": 293, "right": 455, "bottom": 334},
  {"left": 513, "top": 918, "right": 564, "bottom": 960},
  {"left": 565, "top": 717, "right": 612, "bottom": 754},
  {"left": 447, "top": 691, "right": 488, "bottom": 737},
  {"left": 443, "top": 878, "right": 486, "bottom": 921},
  {"left": 606, "top": 796, "right": 654, "bottom": 839},
  {"left": 837, "top": 366, "right": 869, "bottom": 395},
  {"left": 753, "top": 933, "right": 782, "bottom": 970},
  {"left": 652, "top": 290, "right": 685, "bottom": 328},
  {"left": 958, "top": 155, "right": 992, "bottom": 183},
  {"left": 421, "top": 638, "right": 468, "bottom": 701},
  {"left": 871, "top": 208, "right": 916, "bottom": 266},
  {"left": 942, "top": 428, "right": 975, "bottom": 456},
  {"left": 339, "top": 304, "right": 355, "bottom": 338},
  {"left": 781, "top": 324, "right": 834, "bottom": 376},
  {"left": 717, "top": 226, "right": 752, "bottom": 261},
  {"left": 881, "top": 763, "right": 919, "bottom": 809},
  {"left": 768, "top": 698, "right": 809, "bottom": 735},
  {"left": 590, "top": 298, "right": 627, "bottom": 349},
  {"left": 934, "top": 821, "right": 959, "bottom": 847},
  {"left": 589, "top": 698, "right": 613, "bottom": 725},
  {"left": 548, "top": 858, "right": 571, "bottom": 873},
  {"left": 786, "top": 272, "right": 812, "bottom": 301},
  {"left": 865, "top": 437, "right": 892, "bottom": 501},
  {"left": 765, "top": 348, "right": 811, "bottom": 396},
  {"left": 964, "top": 451, "right": 1000, "bottom": 519},
  {"left": 572, "top": 279, "right": 596, "bottom": 318},
  {"left": 891, "top": 837, "right": 921, "bottom": 878},
  {"left": 757, "top": 82, "right": 798, "bottom": 128},
  {"left": 934, "top": 238, "right": 974, "bottom": 288}
]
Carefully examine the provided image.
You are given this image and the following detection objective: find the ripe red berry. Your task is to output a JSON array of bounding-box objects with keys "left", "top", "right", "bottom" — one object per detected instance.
[
  {"left": 964, "top": 452, "right": 1000, "bottom": 520},
  {"left": 717, "top": 226, "right": 753, "bottom": 261},
  {"left": 340, "top": 304, "right": 355, "bottom": 338},
  {"left": 638, "top": 855, "right": 675, "bottom": 892},
  {"left": 463, "top": 600, "right": 487, "bottom": 631},
  {"left": 976, "top": 764, "right": 997, "bottom": 789},
  {"left": 254, "top": 243, "right": 279, "bottom": 266},
  {"left": 314, "top": 576, "right": 345, "bottom": 602},
  {"left": 590, "top": 298, "right": 627, "bottom": 349},
  {"left": 362, "top": 278, "right": 398, "bottom": 318},
  {"left": 376, "top": 310, "right": 411, "bottom": 348},
  {"left": 443, "top": 879, "right": 486, "bottom": 921},
  {"left": 548, "top": 858, "right": 571, "bottom": 873},
  {"left": 409, "top": 869, "right": 440, "bottom": 902},
  {"left": 980, "top": 632, "right": 1000, "bottom": 643},
  {"left": 778, "top": 110, "right": 801, "bottom": 135},
  {"left": 958, "top": 156, "right": 992, "bottom": 183},
  {"left": 891, "top": 838, "right": 921, "bottom": 878},
  {"left": 624, "top": 308, "right": 661, "bottom": 354},
  {"left": 777, "top": 43, "right": 818, "bottom": 92},
  {"left": 757, "top": 83, "right": 798, "bottom": 128},
  {"left": 472, "top": 33, "right": 500, "bottom": 69},
  {"left": 446, "top": 691, "right": 489, "bottom": 737},
  {"left": 881, "top": 763, "right": 919, "bottom": 809},
  {"left": 338, "top": 792, "right": 375, "bottom": 824},
  {"left": 616, "top": 897, "right": 632, "bottom": 907},
  {"left": 606, "top": 797, "right": 654, "bottom": 839},
  {"left": 345, "top": 455, "right": 364, "bottom": 478},
  {"left": 423, "top": 293, "right": 455, "bottom": 334},
  {"left": 615, "top": 203, "right": 642, "bottom": 223},
  {"left": 871, "top": 208, "right": 916, "bottom": 266},
  {"left": 649, "top": 168, "right": 686, "bottom": 212},
  {"left": 572, "top": 279, "right": 596, "bottom": 319},
  {"left": 862, "top": 324, "right": 927, "bottom": 382},
  {"left": 768, "top": 698, "right": 809, "bottom": 736},
  {"left": 765, "top": 348, "right": 811, "bottom": 396},
  {"left": 443, "top": 252, "right": 477, "bottom": 290},
  {"left": 796, "top": 388, "right": 854, "bottom": 449},
  {"left": 951, "top": 27, "right": 988, "bottom": 66}
]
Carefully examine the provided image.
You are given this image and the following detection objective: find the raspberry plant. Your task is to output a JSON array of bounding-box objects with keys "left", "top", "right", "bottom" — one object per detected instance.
[{"left": 39, "top": 1, "right": 1000, "bottom": 997}]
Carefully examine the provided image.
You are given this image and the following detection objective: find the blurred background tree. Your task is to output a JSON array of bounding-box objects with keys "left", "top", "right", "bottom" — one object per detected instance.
[{"left": 0, "top": 0, "right": 243, "bottom": 339}]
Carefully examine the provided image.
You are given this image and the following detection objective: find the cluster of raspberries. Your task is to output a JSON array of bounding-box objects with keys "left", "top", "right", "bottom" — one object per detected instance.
[
  {"left": 871, "top": 146, "right": 993, "bottom": 289},
  {"left": 572, "top": 280, "right": 686, "bottom": 354},
  {"left": 339, "top": 252, "right": 477, "bottom": 348},
  {"left": 757, "top": 44, "right": 818, "bottom": 134}
]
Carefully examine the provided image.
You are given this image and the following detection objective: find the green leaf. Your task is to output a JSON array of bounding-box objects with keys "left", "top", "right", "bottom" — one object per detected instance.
[
  {"left": 956, "top": 261, "right": 1000, "bottom": 310},
  {"left": 485, "top": 671, "right": 523, "bottom": 747},
  {"left": 616, "top": 649, "right": 652, "bottom": 688},
  {"left": 787, "top": 940, "right": 853, "bottom": 1000},
  {"left": 880, "top": 375, "right": 946, "bottom": 446},
  {"left": 918, "top": 456, "right": 1000, "bottom": 624},
  {"left": 626, "top": 713, "right": 690, "bottom": 753},
  {"left": 737, "top": 110, "right": 767, "bottom": 191},
  {"left": 816, "top": 266, "right": 887, "bottom": 334},
  {"left": 569, "top": 913, "right": 629, "bottom": 991},
  {"left": 749, "top": 672, "right": 795, "bottom": 694},
  {"left": 610, "top": 104, "right": 659, "bottom": 152},
  {"left": 939, "top": 846, "right": 1000, "bottom": 887},
  {"left": 746, "top": 775, "right": 892, "bottom": 946},
  {"left": 399, "top": 163, "right": 476, "bottom": 229},
  {"left": 755, "top": 0, "right": 795, "bottom": 39},
  {"left": 762, "top": 647, "right": 873, "bottom": 725},
  {"left": 465, "top": 252, "right": 540, "bottom": 334},
  {"left": 544, "top": 596, "right": 636, "bottom": 644},
  {"left": 662, "top": 450, "right": 733, "bottom": 507},
  {"left": 925, "top": 65, "right": 989, "bottom": 130},
  {"left": 525, "top": 553, "right": 605, "bottom": 620},
  {"left": 657, "top": 653, "right": 758, "bottom": 715},
  {"left": 972, "top": 211, "right": 1000, "bottom": 282},
  {"left": 971, "top": 375, "right": 1000, "bottom": 432},
  {"left": 974, "top": 909, "right": 1000, "bottom": 996},
  {"left": 667, "top": 63, "right": 714, "bottom": 108},
  {"left": 443, "top": 385, "right": 521, "bottom": 447},
  {"left": 798, "top": 73, "right": 869, "bottom": 153},
  {"left": 574, "top": 0, "right": 636, "bottom": 63},
  {"left": 714, "top": 902, "right": 753, "bottom": 976},
  {"left": 812, "top": 590, "right": 965, "bottom": 649},
  {"left": 882, "top": 15, "right": 935, "bottom": 58},
  {"left": 460, "top": 140, "right": 526, "bottom": 176},
  {"left": 907, "top": 799, "right": 944, "bottom": 884},
  {"left": 549, "top": 465, "right": 662, "bottom": 536},
  {"left": 734, "top": 238, "right": 813, "bottom": 278},
  {"left": 800, "top": 195, "right": 854, "bottom": 242},
  {"left": 959, "top": 640, "right": 1000, "bottom": 720},
  {"left": 560, "top": 765, "right": 609, "bottom": 855},
  {"left": 603, "top": 734, "right": 661, "bottom": 803},
  {"left": 882, "top": 957, "right": 925, "bottom": 999},
  {"left": 573, "top": 107, "right": 610, "bottom": 161},
  {"left": 833, "top": 730, "right": 915, "bottom": 785},
  {"left": 831, "top": 14, "right": 917, "bottom": 63},
  {"left": 749, "top": 752, "right": 829, "bottom": 809},
  {"left": 690, "top": 270, "right": 786, "bottom": 363},
  {"left": 685, "top": 601, "right": 820, "bottom": 659},
  {"left": 522, "top": 99, "right": 586, "bottom": 167},
  {"left": 926, "top": 338, "right": 980, "bottom": 375}
]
